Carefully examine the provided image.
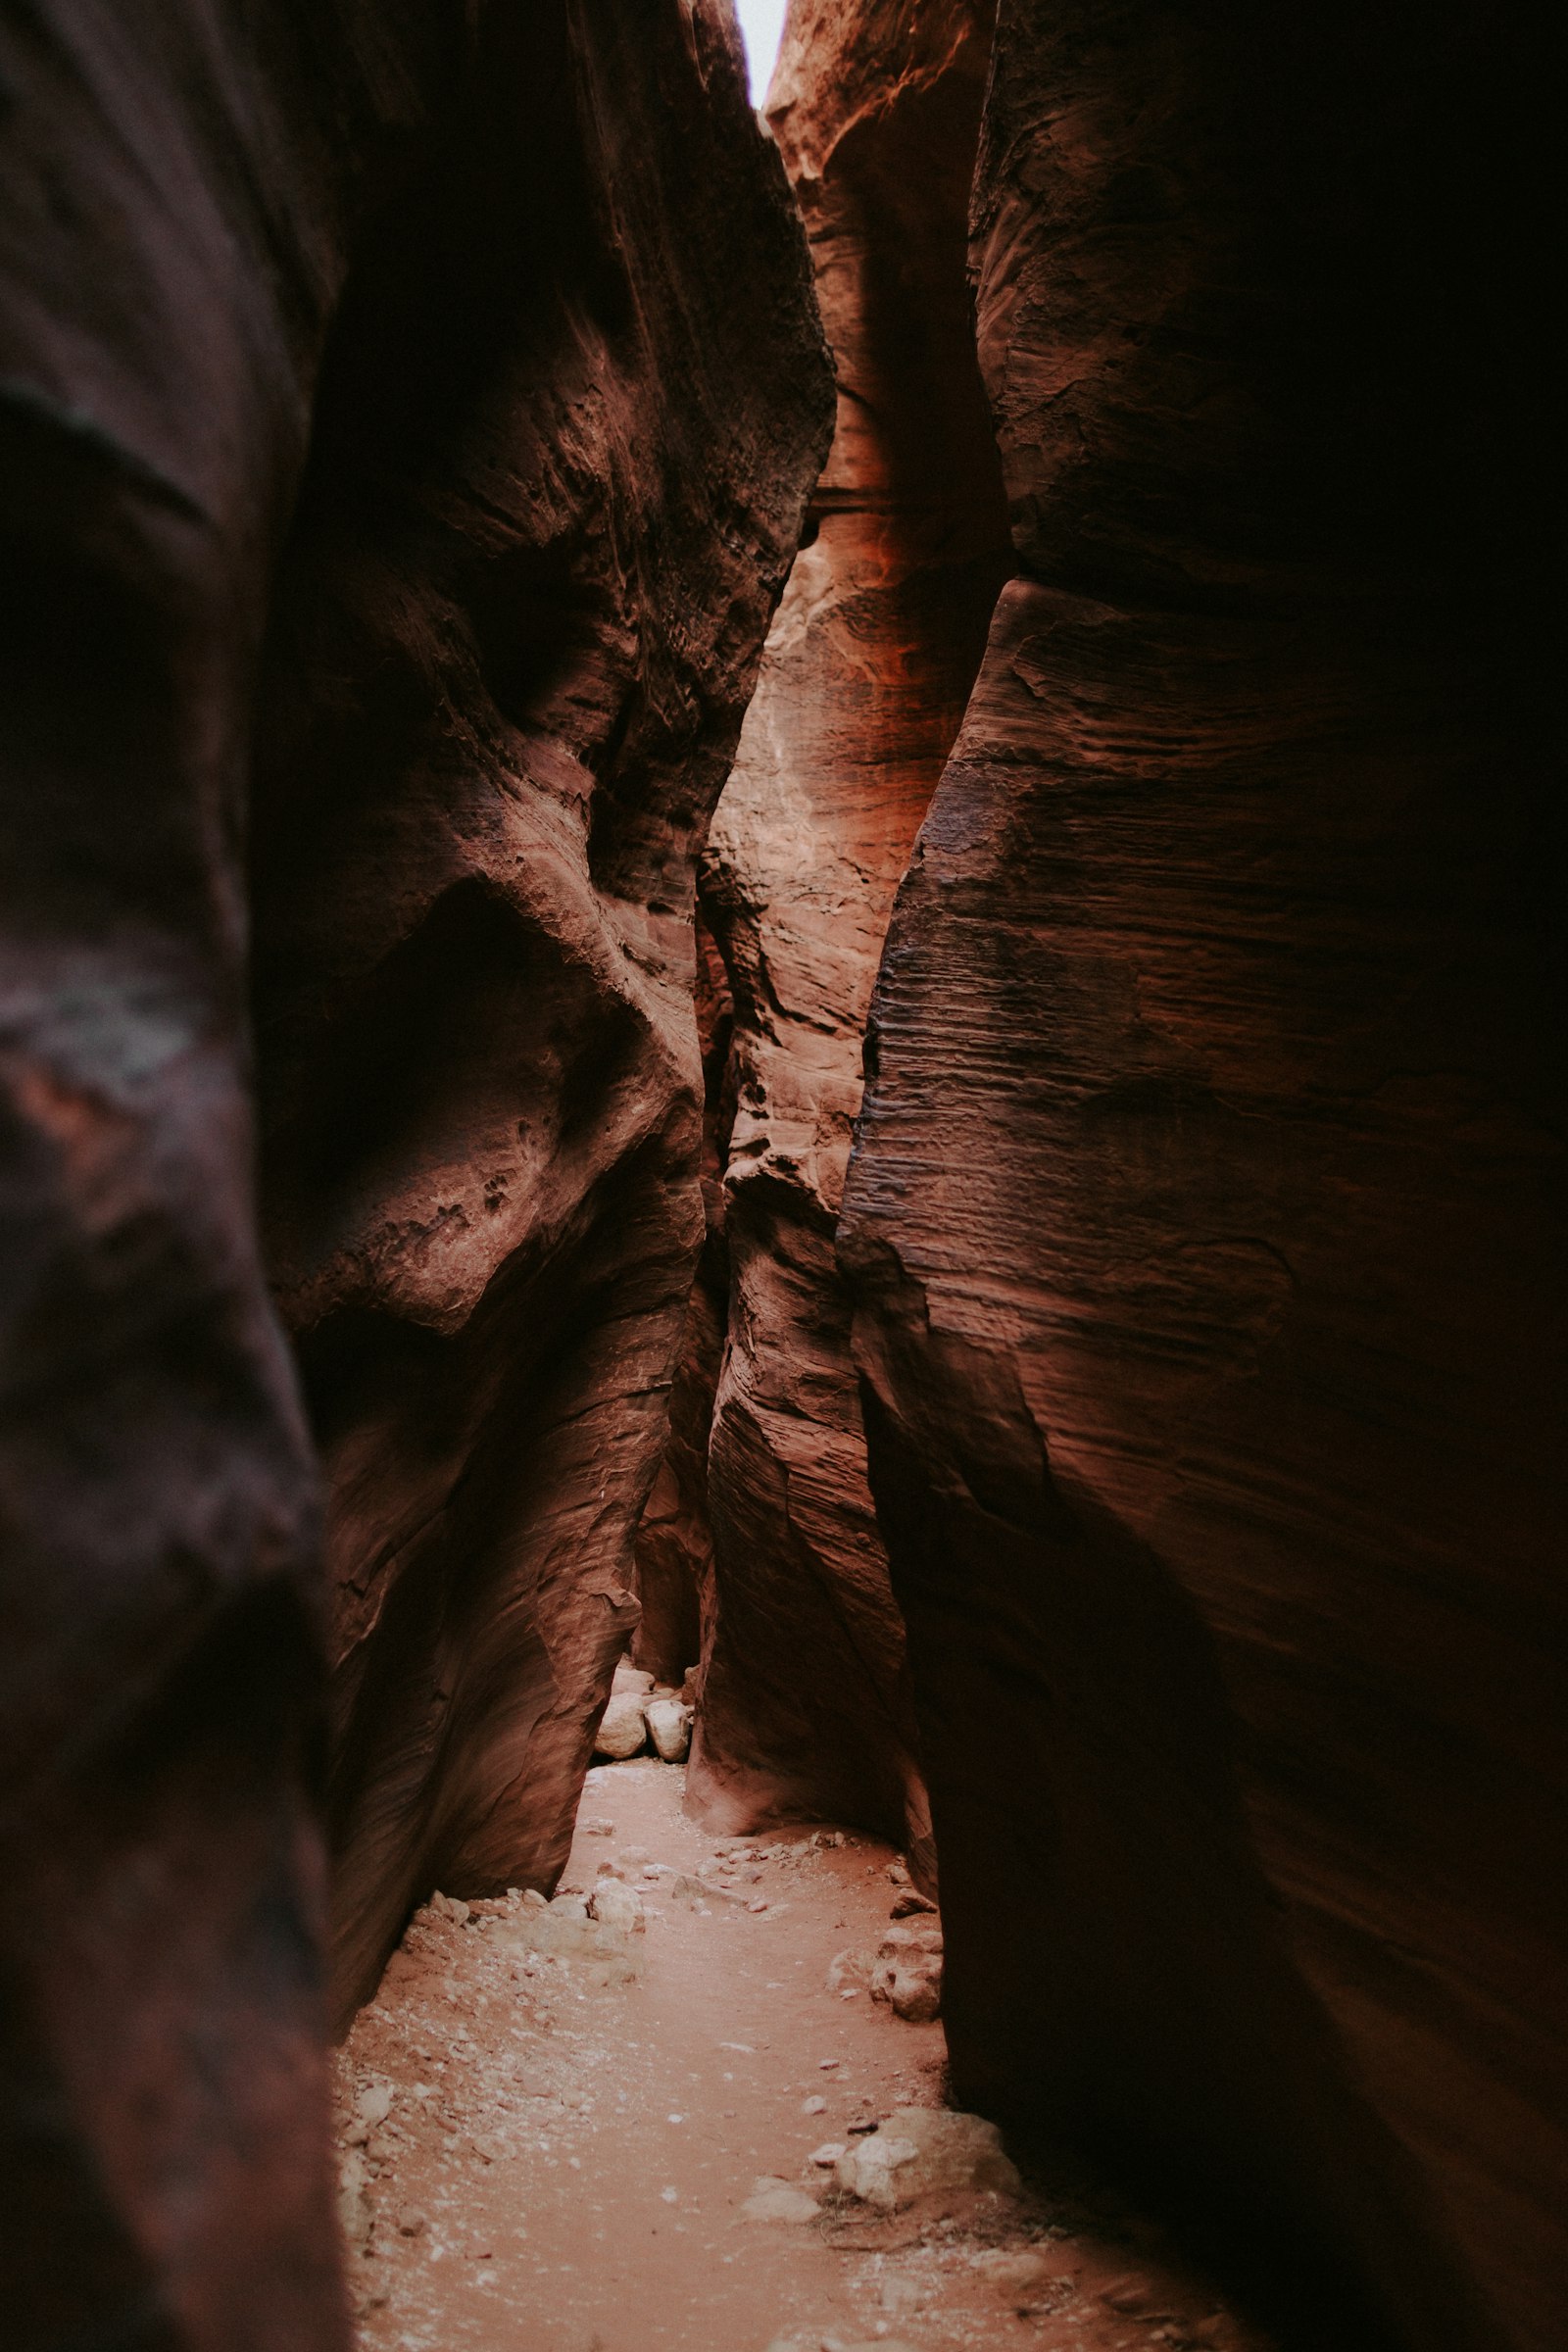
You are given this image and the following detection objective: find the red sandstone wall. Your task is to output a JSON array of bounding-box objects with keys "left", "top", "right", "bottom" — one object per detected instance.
[
  {"left": 0, "top": 2, "right": 828, "bottom": 2336},
  {"left": 250, "top": 6, "right": 831, "bottom": 2023},
  {"left": 679, "top": 0, "right": 1011, "bottom": 1872},
  {"left": 840, "top": 4, "right": 1563, "bottom": 2350}
]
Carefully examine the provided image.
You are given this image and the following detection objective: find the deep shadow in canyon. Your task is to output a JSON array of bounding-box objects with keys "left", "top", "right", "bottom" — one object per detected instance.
[{"left": 0, "top": 3, "right": 1561, "bottom": 2351}]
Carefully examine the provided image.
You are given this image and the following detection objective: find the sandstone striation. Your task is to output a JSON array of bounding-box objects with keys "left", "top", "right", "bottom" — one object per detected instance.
[
  {"left": 629, "top": 913, "right": 733, "bottom": 1691},
  {"left": 251, "top": 4, "right": 831, "bottom": 2024},
  {"left": 0, "top": 0, "right": 826, "bottom": 2338},
  {"left": 840, "top": 6, "right": 1562, "bottom": 2351},
  {"left": 683, "top": 0, "right": 1011, "bottom": 1872}
]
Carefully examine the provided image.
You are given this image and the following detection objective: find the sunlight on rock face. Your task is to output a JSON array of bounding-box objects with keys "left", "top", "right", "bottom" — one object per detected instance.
[{"left": 734, "top": 0, "right": 788, "bottom": 102}]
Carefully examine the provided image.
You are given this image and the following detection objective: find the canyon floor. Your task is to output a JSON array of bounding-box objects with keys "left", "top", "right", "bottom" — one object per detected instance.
[{"left": 335, "top": 1763, "right": 1270, "bottom": 2352}]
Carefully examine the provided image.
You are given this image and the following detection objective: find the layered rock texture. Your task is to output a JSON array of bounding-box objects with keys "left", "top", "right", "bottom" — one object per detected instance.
[
  {"left": 250, "top": 11, "right": 829, "bottom": 2025},
  {"left": 840, "top": 5, "right": 1562, "bottom": 2352},
  {"left": 628, "top": 913, "right": 732, "bottom": 1692},
  {"left": 682, "top": 0, "right": 1010, "bottom": 1868},
  {"left": 0, "top": 1, "right": 825, "bottom": 2341}
]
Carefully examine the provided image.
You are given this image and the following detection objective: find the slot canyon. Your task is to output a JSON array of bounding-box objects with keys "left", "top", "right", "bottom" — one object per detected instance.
[{"left": 0, "top": 3, "right": 1559, "bottom": 2351}]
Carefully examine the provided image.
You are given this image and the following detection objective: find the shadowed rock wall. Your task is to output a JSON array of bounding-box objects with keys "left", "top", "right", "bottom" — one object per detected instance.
[
  {"left": 250, "top": 6, "right": 831, "bottom": 2023},
  {"left": 840, "top": 4, "right": 1562, "bottom": 2350},
  {"left": 629, "top": 911, "right": 732, "bottom": 1692},
  {"left": 0, "top": 0, "right": 826, "bottom": 2337},
  {"left": 680, "top": 0, "right": 1011, "bottom": 1868}
]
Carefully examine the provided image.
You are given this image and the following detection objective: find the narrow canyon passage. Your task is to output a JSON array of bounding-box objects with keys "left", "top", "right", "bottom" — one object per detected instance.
[
  {"left": 0, "top": 3, "right": 1558, "bottom": 2352},
  {"left": 336, "top": 1727, "right": 1270, "bottom": 2352}
]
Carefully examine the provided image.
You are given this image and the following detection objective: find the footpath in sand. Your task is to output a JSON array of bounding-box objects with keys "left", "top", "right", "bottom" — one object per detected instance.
[{"left": 335, "top": 1757, "right": 1269, "bottom": 2352}]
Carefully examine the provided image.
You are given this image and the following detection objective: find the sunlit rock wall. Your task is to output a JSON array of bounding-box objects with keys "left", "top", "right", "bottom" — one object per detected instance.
[
  {"left": 840, "top": 4, "right": 1563, "bottom": 2350},
  {"left": 683, "top": 0, "right": 1010, "bottom": 1870}
]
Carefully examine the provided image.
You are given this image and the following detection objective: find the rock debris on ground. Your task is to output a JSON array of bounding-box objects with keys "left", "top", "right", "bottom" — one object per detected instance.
[{"left": 336, "top": 1759, "right": 1272, "bottom": 2351}]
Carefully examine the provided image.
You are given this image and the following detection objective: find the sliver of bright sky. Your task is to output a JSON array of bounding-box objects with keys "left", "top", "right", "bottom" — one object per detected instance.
[{"left": 734, "top": 0, "right": 788, "bottom": 104}]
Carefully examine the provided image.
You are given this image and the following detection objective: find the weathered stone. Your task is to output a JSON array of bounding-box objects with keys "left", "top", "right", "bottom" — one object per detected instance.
[
  {"left": 585, "top": 1880, "right": 645, "bottom": 1936},
  {"left": 890, "top": 1888, "right": 939, "bottom": 1920},
  {"left": 826, "top": 1947, "right": 876, "bottom": 1997},
  {"left": 973, "top": 2250, "right": 1054, "bottom": 2299},
  {"left": 741, "top": 2176, "right": 823, "bottom": 2225},
  {"left": 644, "top": 1698, "right": 694, "bottom": 1764},
  {"left": 870, "top": 1957, "right": 942, "bottom": 2025},
  {"left": 337, "top": 2150, "right": 372, "bottom": 2249},
  {"left": 834, "top": 2108, "right": 1019, "bottom": 2211},
  {"left": 593, "top": 1695, "right": 651, "bottom": 1762},
  {"left": 840, "top": 2, "right": 1561, "bottom": 2347}
]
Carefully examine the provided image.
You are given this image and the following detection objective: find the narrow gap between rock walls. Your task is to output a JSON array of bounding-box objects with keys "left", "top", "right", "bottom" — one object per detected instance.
[{"left": 334, "top": 1660, "right": 1276, "bottom": 2352}]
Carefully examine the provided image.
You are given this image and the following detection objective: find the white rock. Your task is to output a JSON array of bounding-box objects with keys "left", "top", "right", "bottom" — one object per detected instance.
[
  {"left": 833, "top": 2132, "right": 921, "bottom": 2210},
  {"left": 645, "top": 1697, "right": 693, "bottom": 1763},
  {"left": 877, "top": 1920, "right": 944, "bottom": 1958},
  {"left": 594, "top": 1693, "right": 649, "bottom": 1759},
  {"left": 587, "top": 1879, "right": 645, "bottom": 1935},
  {"left": 826, "top": 1948, "right": 875, "bottom": 1996},
  {"left": 808, "top": 2141, "right": 847, "bottom": 2167},
  {"left": 356, "top": 2082, "right": 394, "bottom": 2127},
  {"left": 870, "top": 1955, "right": 942, "bottom": 2023},
  {"left": 336, "top": 2149, "right": 372, "bottom": 2247},
  {"left": 972, "top": 2249, "right": 1054, "bottom": 2297},
  {"left": 834, "top": 2108, "right": 1020, "bottom": 2211},
  {"left": 740, "top": 2177, "right": 822, "bottom": 2225},
  {"left": 869, "top": 1924, "right": 944, "bottom": 2020},
  {"left": 612, "top": 1663, "right": 656, "bottom": 1696}
]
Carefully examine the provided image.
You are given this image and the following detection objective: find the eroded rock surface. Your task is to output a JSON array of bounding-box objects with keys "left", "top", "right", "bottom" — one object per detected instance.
[
  {"left": 685, "top": 0, "right": 1010, "bottom": 1872},
  {"left": 250, "top": 5, "right": 831, "bottom": 2022},
  {"left": 0, "top": 0, "right": 827, "bottom": 2336},
  {"left": 841, "top": 5, "right": 1562, "bottom": 2351}
]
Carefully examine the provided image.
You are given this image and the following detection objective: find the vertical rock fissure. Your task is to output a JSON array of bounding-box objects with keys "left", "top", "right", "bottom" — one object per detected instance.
[{"left": 634, "top": 0, "right": 1011, "bottom": 1889}]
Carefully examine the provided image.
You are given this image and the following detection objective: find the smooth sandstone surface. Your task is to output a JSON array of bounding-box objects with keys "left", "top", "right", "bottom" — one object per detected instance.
[
  {"left": 684, "top": 0, "right": 1010, "bottom": 1874},
  {"left": 0, "top": 1, "right": 828, "bottom": 2339},
  {"left": 840, "top": 5, "right": 1562, "bottom": 2351},
  {"left": 250, "top": 5, "right": 831, "bottom": 2023}
]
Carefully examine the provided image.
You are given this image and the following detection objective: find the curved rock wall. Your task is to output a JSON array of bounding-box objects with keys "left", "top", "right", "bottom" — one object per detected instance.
[
  {"left": 250, "top": 5, "right": 831, "bottom": 2023},
  {"left": 629, "top": 911, "right": 732, "bottom": 1692},
  {"left": 684, "top": 0, "right": 1011, "bottom": 1869},
  {"left": 840, "top": 4, "right": 1562, "bottom": 2350},
  {"left": 0, "top": 0, "right": 827, "bottom": 2336}
]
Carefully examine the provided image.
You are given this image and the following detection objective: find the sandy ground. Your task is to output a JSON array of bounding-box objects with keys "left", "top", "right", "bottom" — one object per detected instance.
[{"left": 335, "top": 1759, "right": 1267, "bottom": 2352}]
